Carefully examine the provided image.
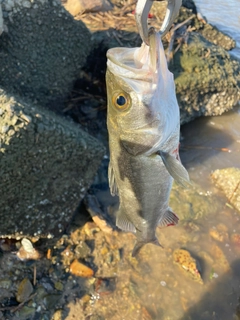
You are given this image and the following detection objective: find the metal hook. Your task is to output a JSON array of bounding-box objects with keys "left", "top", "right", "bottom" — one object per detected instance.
[{"left": 135, "top": 0, "right": 182, "bottom": 45}]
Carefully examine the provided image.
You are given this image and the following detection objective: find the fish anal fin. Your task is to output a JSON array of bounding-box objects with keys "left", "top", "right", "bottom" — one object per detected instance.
[
  {"left": 158, "top": 208, "right": 179, "bottom": 228},
  {"left": 108, "top": 161, "right": 119, "bottom": 196},
  {"left": 116, "top": 208, "right": 136, "bottom": 233},
  {"left": 132, "top": 238, "right": 163, "bottom": 257},
  {"left": 158, "top": 150, "right": 191, "bottom": 188}
]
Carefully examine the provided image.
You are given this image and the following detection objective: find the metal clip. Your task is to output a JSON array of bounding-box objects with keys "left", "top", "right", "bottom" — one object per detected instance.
[{"left": 135, "top": 0, "right": 182, "bottom": 45}]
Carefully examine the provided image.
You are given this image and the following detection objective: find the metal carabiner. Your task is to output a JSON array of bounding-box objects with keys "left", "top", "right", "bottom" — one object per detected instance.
[{"left": 135, "top": 0, "right": 182, "bottom": 45}]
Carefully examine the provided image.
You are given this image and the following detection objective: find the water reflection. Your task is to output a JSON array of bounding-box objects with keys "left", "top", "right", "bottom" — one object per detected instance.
[{"left": 180, "top": 104, "right": 240, "bottom": 188}]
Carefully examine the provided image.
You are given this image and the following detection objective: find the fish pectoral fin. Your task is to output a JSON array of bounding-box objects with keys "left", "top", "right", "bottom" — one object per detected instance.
[
  {"left": 158, "top": 150, "right": 191, "bottom": 188},
  {"left": 116, "top": 208, "right": 136, "bottom": 233},
  {"left": 132, "top": 238, "right": 163, "bottom": 257},
  {"left": 158, "top": 208, "right": 179, "bottom": 227},
  {"left": 108, "top": 161, "right": 119, "bottom": 196}
]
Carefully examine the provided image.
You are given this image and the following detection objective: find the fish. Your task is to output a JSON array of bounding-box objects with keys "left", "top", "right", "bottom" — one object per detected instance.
[{"left": 106, "top": 29, "right": 190, "bottom": 257}]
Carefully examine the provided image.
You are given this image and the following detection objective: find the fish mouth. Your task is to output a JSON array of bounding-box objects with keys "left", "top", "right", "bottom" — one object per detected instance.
[{"left": 107, "top": 45, "right": 155, "bottom": 81}]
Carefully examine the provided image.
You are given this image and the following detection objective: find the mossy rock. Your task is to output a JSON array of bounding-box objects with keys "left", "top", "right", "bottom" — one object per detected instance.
[{"left": 171, "top": 33, "right": 240, "bottom": 124}]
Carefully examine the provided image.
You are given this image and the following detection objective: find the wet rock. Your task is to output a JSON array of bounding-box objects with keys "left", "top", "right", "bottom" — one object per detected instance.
[
  {"left": 63, "top": 0, "right": 112, "bottom": 16},
  {"left": 0, "top": 92, "right": 105, "bottom": 238},
  {"left": 75, "top": 241, "right": 91, "bottom": 259},
  {"left": 54, "top": 281, "right": 64, "bottom": 291},
  {"left": 17, "top": 306, "right": 35, "bottom": 320},
  {"left": 170, "top": 182, "right": 221, "bottom": 221},
  {"left": 43, "top": 293, "right": 62, "bottom": 309},
  {"left": 0, "top": 0, "right": 93, "bottom": 109},
  {"left": 211, "top": 168, "right": 240, "bottom": 213},
  {"left": 70, "top": 259, "right": 94, "bottom": 277},
  {"left": 173, "top": 249, "right": 203, "bottom": 284},
  {"left": 16, "top": 278, "right": 33, "bottom": 303}
]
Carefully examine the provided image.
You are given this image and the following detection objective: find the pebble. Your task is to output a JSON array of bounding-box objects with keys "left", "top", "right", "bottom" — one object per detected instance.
[
  {"left": 173, "top": 249, "right": 203, "bottom": 284},
  {"left": 54, "top": 281, "right": 64, "bottom": 291},
  {"left": 17, "top": 306, "right": 35, "bottom": 320},
  {"left": 52, "top": 309, "right": 63, "bottom": 320},
  {"left": 43, "top": 294, "right": 61, "bottom": 309},
  {"left": 0, "top": 279, "right": 12, "bottom": 289},
  {"left": 74, "top": 241, "right": 91, "bottom": 258},
  {"left": 16, "top": 278, "right": 33, "bottom": 303},
  {"left": 70, "top": 259, "right": 94, "bottom": 277}
]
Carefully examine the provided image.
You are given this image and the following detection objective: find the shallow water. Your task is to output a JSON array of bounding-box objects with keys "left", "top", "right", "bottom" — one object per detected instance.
[{"left": 78, "top": 105, "right": 240, "bottom": 320}]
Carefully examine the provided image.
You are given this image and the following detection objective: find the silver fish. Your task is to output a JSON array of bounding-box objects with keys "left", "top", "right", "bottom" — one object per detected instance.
[{"left": 106, "top": 30, "right": 190, "bottom": 257}]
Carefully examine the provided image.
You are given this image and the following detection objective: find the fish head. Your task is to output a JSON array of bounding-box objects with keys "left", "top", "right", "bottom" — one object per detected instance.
[{"left": 106, "top": 35, "right": 180, "bottom": 147}]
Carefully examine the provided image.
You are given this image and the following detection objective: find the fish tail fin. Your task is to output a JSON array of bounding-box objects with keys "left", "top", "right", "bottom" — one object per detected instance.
[
  {"left": 132, "top": 238, "right": 163, "bottom": 257},
  {"left": 158, "top": 150, "right": 191, "bottom": 188},
  {"left": 158, "top": 208, "right": 179, "bottom": 228}
]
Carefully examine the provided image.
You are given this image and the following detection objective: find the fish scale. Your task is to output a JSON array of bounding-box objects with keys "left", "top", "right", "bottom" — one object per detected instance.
[{"left": 106, "top": 30, "right": 190, "bottom": 256}]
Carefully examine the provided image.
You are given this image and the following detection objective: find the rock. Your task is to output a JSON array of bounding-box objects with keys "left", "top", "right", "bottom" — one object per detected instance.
[
  {"left": 16, "top": 278, "right": 33, "bottom": 303},
  {"left": 173, "top": 249, "right": 203, "bottom": 284},
  {"left": 172, "top": 33, "right": 240, "bottom": 124},
  {"left": 63, "top": 0, "right": 113, "bottom": 16},
  {"left": 211, "top": 168, "right": 240, "bottom": 213},
  {"left": 74, "top": 241, "right": 91, "bottom": 258},
  {"left": 17, "top": 238, "right": 42, "bottom": 260},
  {"left": 17, "top": 306, "right": 36, "bottom": 320},
  {"left": 70, "top": 259, "right": 94, "bottom": 277},
  {"left": 43, "top": 293, "right": 62, "bottom": 309},
  {"left": 0, "top": 91, "right": 105, "bottom": 238},
  {"left": 170, "top": 182, "right": 221, "bottom": 221},
  {"left": 0, "top": 0, "right": 93, "bottom": 110}
]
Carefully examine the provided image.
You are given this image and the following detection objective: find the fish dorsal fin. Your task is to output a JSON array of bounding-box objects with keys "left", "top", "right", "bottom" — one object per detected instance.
[
  {"left": 158, "top": 208, "right": 179, "bottom": 227},
  {"left": 158, "top": 150, "right": 191, "bottom": 188},
  {"left": 116, "top": 208, "right": 136, "bottom": 233},
  {"left": 108, "top": 161, "right": 119, "bottom": 196}
]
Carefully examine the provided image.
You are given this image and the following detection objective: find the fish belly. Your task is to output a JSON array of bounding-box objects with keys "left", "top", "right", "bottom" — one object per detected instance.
[{"left": 114, "top": 145, "right": 173, "bottom": 237}]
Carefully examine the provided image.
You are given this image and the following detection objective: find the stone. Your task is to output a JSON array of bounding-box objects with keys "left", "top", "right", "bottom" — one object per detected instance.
[
  {"left": 171, "top": 33, "right": 240, "bottom": 124},
  {"left": 0, "top": 91, "right": 105, "bottom": 238},
  {"left": 70, "top": 259, "right": 94, "bottom": 277},
  {"left": 211, "top": 167, "right": 240, "bottom": 213},
  {"left": 0, "top": 0, "right": 93, "bottom": 110},
  {"left": 173, "top": 248, "right": 203, "bottom": 284},
  {"left": 16, "top": 278, "right": 33, "bottom": 303}
]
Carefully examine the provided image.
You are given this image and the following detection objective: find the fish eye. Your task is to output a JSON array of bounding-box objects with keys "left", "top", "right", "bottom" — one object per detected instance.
[{"left": 112, "top": 91, "right": 131, "bottom": 111}]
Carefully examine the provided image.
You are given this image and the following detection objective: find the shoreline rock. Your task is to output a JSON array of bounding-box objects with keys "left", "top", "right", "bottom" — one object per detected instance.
[{"left": 0, "top": 90, "right": 105, "bottom": 239}]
